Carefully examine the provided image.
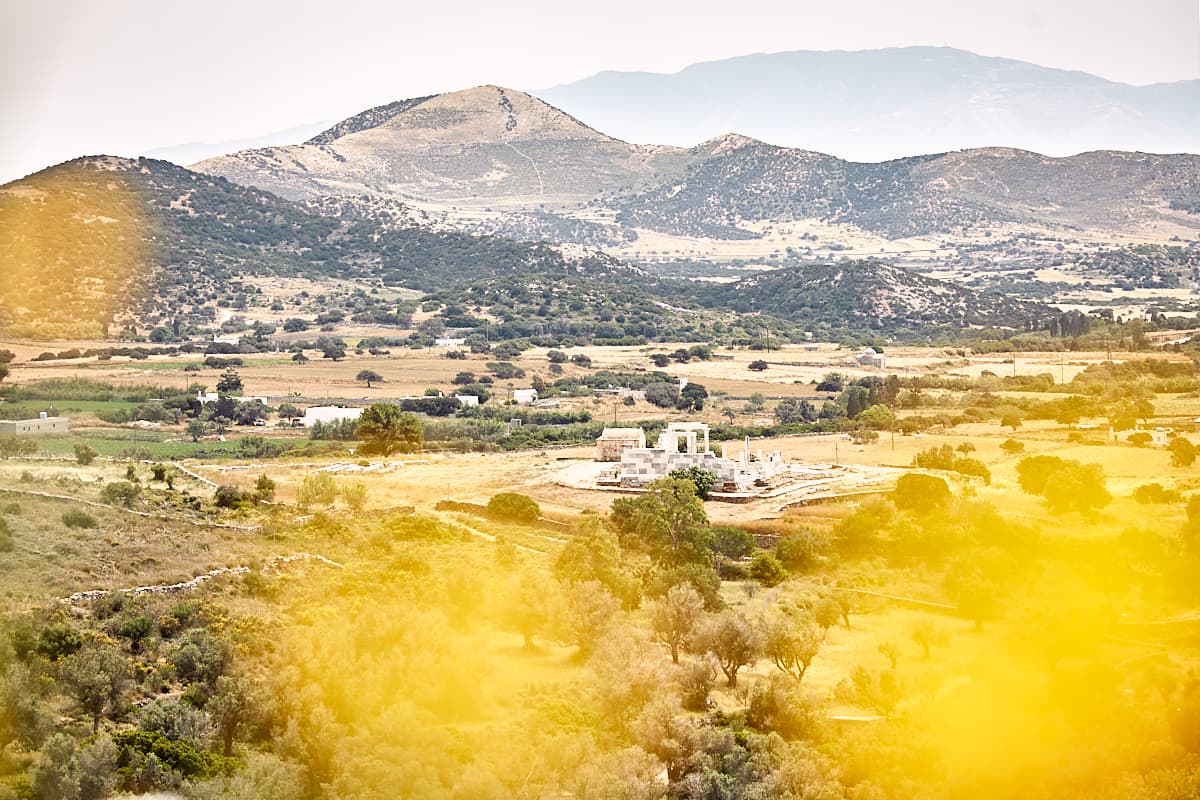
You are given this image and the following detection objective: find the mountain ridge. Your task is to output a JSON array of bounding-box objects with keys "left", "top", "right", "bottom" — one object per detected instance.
[{"left": 536, "top": 46, "right": 1200, "bottom": 160}]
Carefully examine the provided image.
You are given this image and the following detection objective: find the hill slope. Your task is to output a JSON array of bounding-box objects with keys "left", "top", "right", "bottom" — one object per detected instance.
[
  {"left": 537, "top": 47, "right": 1200, "bottom": 160},
  {"left": 615, "top": 139, "right": 1200, "bottom": 238},
  {"left": 688, "top": 260, "right": 1045, "bottom": 330},
  {"left": 0, "top": 157, "right": 638, "bottom": 337}
]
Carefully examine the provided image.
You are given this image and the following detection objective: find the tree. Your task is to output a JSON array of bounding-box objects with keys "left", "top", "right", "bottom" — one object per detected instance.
[
  {"left": 216, "top": 369, "right": 243, "bottom": 395},
  {"left": 1170, "top": 436, "right": 1197, "bottom": 467},
  {"left": 669, "top": 466, "right": 718, "bottom": 500},
  {"left": 356, "top": 370, "right": 384, "bottom": 388},
  {"left": 693, "top": 610, "right": 760, "bottom": 688},
  {"left": 647, "top": 584, "right": 704, "bottom": 664},
  {"left": 355, "top": 403, "right": 422, "bottom": 456},
  {"left": 505, "top": 569, "right": 556, "bottom": 649},
  {"left": 563, "top": 580, "right": 620, "bottom": 658},
  {"left": 32, "top": 733, "right": 81, "bottom": 800},
  {"left": 186, "top": 419, "right": 208, "bottom": 442},
  {"left": 816, "top": 372, "right": 845, "bottom": 393},
  {"left": 761, "top": 613, "right": 822, "bottom": 680},
  {"left": 277, "top": 403, "right": 302, "bottom": 420},
  {"left": 210, "top": 675, "right": 255, "bottom": 756},
  {"left": 748, "top": 360, "right": 768, "bottom": 371},
  {"left": 64, "top": 645, "right": 129, "bottom": 732},
  {"left": 644, "top": 381, "right": 679, "bottom": 408},
  {"left": 547, "top": 350, "right": 567, "bottom": 364},
  {"left": 1016, "top": 455, "right": 1110, "bottom": 514},
  {"left": 610, "top": 477, "right": 713, "bottom": 566},
  {"left": 73, "top": 443, "right": 98, "bottom": 466}
]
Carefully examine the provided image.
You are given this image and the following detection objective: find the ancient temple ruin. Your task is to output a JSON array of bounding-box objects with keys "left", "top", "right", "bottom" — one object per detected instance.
[{"left": 605, "top": 422, "right": 785, "bottom": 492}]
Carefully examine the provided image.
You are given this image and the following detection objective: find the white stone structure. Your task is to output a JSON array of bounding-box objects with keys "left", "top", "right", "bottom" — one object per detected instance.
[
  {"left": 302, "top": 406, "right": 364, "bottom": 427},
  {"left": 615, "top": 422, "right": 785, "bottom": 492},
  {"left": 435, "top": 337, "right": 467, "bottom": 348},
  {"left": 454, "top": 394, "right": 480, "bottom": 408}
]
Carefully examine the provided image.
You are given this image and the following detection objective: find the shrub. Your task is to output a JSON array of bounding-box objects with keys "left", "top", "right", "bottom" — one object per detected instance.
[
  {"left": 749, "top": 552, "right": 787, "bottom": 587},
  {"left": 73, "top": 443, "right": 98, "bottom": 465},
  {"left": 487, "top": 492, "right": 540, "bottom": 523},
  {"left": 62, "top": 509, "right": 98, "bottom": 529},
  {"left": 1000, "top": 439, "right": 1025, "bottom": 455},
  {"left": 213, "top": 485, "right": 248, "bottom": 509},
  {"left": 893, "top": 473, "right": 951, "bottom": 513},
  {"left": 100, "top": 481, "right": 141, "bottom": 508},
  {"left": 37, "top": 624, "right": 83, "bottom": 660},
  {"left": 296, "top": 473, "right": 337, "bottom": 508}
]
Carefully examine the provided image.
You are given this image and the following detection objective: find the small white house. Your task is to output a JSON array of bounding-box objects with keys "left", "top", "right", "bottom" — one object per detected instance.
[
  {"left": 302, "top": 406, "right": 364, "bottom": 427},
  {"left": 435, "top": 337, "right": 467, "bottom": 348},
  {"left": 0, "top": 413, "right": 69, "bottom": 436},
  {"left": 856, "top": 348, "right": 886, "bottom": 369},
  {"left": 454, "top": 394, "right": 480, "bottom": 408},
  {"left": 512, "top": 388, "right": 538, "bottom": 406}
]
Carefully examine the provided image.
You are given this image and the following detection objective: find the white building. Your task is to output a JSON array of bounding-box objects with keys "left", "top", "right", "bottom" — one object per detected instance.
[
  {"left": 0, "top": 413, "right": 69, "bottom": 436},
  {"left": 855, "top": 348, "right": 886, "bottom": 369},
  {"left": 302, "top": 406, "right": 364, "bottom": 427},
  {"left": 454, "top": 394, "right": 480, "bottom": 408},
  {"left": 512, "top": 388, "right": 538, "bottom": 406},
  {"left": 435, "top": 337, "right": 467, "bottom": 348}
]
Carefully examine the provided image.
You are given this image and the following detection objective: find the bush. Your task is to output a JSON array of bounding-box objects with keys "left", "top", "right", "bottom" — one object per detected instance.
[
  {"left": 100, "top": 481, "right": 141, "bottom": 508},
  {"left": 297, "top": 473, "right": 337, "bottom": 508},
  {"left": 37, "top": 624, "right": 83, "bottom": 660},
  {"left": 486, "top": 492, "right": 541, "bottom": 523},
  {"left": 893, "top": 473, "right": 951, "bottom": 513},
  {"left": 776, "top": 530, "right": 822, "bottom": 572},
  {"left": 213, "top": 485, "right": 249, "bottom": 509},
  {"left": 62, "top": 509, "right": 98, "bottom": 529},
  {"left": 1132, "top": 483, "right": 1181, "bottom": 504},
  {"left": 749, "top": 552, "right": 787, "bottom": 587},
  {"left": 73, "top": 443, "right": 98, "bottom": 465},
  {"left": 1000, "top": 439, "right": 1025, "bottom": 455}
]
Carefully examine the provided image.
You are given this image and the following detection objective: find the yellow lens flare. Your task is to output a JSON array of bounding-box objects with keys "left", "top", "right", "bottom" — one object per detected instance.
[{"left": 0, "top": 159, "right": 155, "bottom": 339}]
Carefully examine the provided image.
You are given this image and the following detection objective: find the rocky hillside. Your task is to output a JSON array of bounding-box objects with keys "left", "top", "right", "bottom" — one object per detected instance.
[
  {"left": 0, "top": 157, "right": 638, "bottom": 338},
  {"left": 537, "top": 47, "right": 1200, "bottom": 161},
  {"left": 194, "top": 86, "right": 689, "bottom": 206},
  {"left": 687, "top": 260, "right": 1047, "bottom": 330},
  {"left": 615, "top": 140, "right": 1200, "bottom": 238}
]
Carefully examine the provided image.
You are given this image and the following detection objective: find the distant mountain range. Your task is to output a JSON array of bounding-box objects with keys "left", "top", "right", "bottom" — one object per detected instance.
[
  {"left": 193, "top": 85, "right": 1200, "bottom": 243},
  {"left": 537, "top": 47, "right": 1200, "bottom": 161}
]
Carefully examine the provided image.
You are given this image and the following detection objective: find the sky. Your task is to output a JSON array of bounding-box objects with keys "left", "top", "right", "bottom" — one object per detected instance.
[{"left": 1, "top": 0, "right": 1198, "bottom": 182}]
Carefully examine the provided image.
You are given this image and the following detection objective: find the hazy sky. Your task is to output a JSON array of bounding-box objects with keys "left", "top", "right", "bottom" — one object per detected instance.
[{"left": 2, "top": 0, "right": 1198, "bottom": 182}]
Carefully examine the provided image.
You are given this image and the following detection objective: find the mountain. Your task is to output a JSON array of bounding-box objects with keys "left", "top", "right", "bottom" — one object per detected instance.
[
  {"left": 193, "top": 86, "right": 689, "bottom": 207},
  {"left": 536, "top": 47, "right": 1200, "bottom": 161},
  {"left": 614, "top": 139, "right": 1200, "bottom": 239},
  {"left": 142, "top": 120, "right": 334, "bottom": 167}
]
